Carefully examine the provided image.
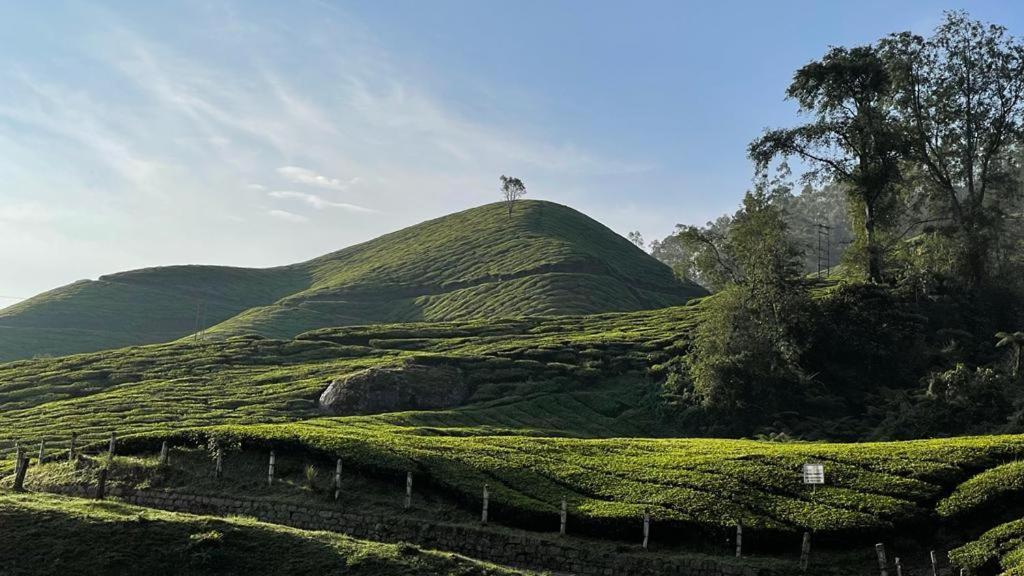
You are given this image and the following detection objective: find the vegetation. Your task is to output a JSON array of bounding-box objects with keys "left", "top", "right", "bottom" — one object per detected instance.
[
  {"left": 0, "top": 200, "right": 704, "bottom": 361},
  {"left": 0, "top": 491, "right": 533, "bottom": 576},
  {"left": 950, "top": 518, "right": 1024, "bottom": 575}
]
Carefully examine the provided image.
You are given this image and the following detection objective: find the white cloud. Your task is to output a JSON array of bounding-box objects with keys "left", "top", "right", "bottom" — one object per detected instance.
[
  {"left": 266, "top": 209, "right": 309, "bottom": 223},
  {"left": 0, "top": 203, "right": 57, "bottom": 224},
  {"left": 276, "top": 166, "right": 360, "bottom": 191},
  {"left": 268, "top": 190, "right": 375, "bottom": 213}
]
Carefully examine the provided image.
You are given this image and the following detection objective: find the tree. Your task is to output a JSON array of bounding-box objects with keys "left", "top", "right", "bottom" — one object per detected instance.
[
  {"left": 996, "top": 331, "right": 1024, "bottom": 378},
  {"left": 683, "top": 182, "right": 812, "bottom": 431},
  {"left": 750, "top": 45, "right": 905, "bottom": 283},
  {"left": 880, "top": 11, "right": 1024, "bottom": 286},
  {"left": 627, "top": 231, "right": 645, "bottom": 249},
  {"left": 499, "top": 176, "right": 527, "bottom": 218}
]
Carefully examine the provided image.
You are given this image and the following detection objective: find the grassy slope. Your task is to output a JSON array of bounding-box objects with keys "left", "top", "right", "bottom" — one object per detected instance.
[
  {"left": 4, "top": 303, "right": 1024, "bottom": 543},
  {"left": 0, "top": 200, "right": 703, "bottom": 361},
  {"left": 0, "top": 491, "right": 533, "bottom": 576}
]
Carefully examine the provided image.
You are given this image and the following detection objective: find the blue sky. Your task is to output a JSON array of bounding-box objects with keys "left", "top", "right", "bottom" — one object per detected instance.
[{"left": 1, "top": 0, "right": 1022, "bottom": 303}]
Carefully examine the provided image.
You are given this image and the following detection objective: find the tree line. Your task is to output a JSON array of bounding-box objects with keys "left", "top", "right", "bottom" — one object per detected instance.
[{"left": 655, "top": 12, "right": 1024, "bottom": 439}]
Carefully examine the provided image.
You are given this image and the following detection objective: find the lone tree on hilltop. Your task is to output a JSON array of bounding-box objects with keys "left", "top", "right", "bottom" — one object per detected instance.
[
  {"left": 627, "top": 231, "right": 645, "bottom": 249},
  {"left": 500, "top": 175, "right": 527, "bottom": 218}
]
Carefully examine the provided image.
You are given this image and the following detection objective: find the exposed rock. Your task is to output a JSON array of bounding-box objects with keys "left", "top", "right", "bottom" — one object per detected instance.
[{"left": 318, "top": 361, "right": 467, "bottom": 415}]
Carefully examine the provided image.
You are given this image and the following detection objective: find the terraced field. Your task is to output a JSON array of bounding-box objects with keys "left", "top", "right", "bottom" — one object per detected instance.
[
  {"left": 5, "top": 290, "right": 1024, "bottom": 569},
  {"left": 0, "top": 492, "right": 533, "bottom": 576},
  {"left": 0, "top": 200, "right": 704, "bottom": 361}
]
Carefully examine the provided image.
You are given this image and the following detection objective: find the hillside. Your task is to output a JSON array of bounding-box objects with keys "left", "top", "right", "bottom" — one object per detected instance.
[
  {"left": 0, "top": 200, "right": 704, "bottom": 361},
  {"left": 0, "top": 492, "right": 533, "bottom": 576},
  {"left": 2, "top": 297, "right": 1023, "bottom": 573}
]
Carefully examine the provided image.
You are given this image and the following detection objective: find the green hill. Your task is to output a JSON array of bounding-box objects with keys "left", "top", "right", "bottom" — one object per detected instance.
[{"left": 0, "top": 200, "right": 704, "bottom": 362}]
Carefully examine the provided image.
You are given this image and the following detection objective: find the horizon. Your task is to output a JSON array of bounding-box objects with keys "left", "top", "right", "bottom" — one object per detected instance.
[{"left": 2, "top": 0, "right": 1022, "bottom": 305}]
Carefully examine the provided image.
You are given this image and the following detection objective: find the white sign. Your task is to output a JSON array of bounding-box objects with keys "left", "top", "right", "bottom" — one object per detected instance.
[{"left": 802, "top": 463, "right": 825, "bottom": 485}]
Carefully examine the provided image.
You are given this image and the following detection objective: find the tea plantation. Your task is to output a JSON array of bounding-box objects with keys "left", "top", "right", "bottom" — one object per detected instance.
[
  {"left": 0, "top": 200, "right": 704, "bottom": 361},
  {"left": 0, "top": 492, "right": 533, "bottom": 576}
]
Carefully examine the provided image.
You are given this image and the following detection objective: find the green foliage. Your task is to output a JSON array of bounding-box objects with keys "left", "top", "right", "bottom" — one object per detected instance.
[
  {"left": 881, "top": 11, "right": 1024, "bottom": 286},
  {"left": 950, "top": 517, "right": 1024, "bottom": 575},
  {"left": 110, "top": 424, "right": 1024, "bottom": 538},
  {"left": 0, "top": 492, "right": 532, "bottom": 576},
  {"left": 0, "top": 200, "right": 704, "bottom": 361},
  {"left": 682, "top": 189, "right": 813, "bottom": 432},
  {"left": 938, "top": 461, "right": 1024, "bottom": 519}
]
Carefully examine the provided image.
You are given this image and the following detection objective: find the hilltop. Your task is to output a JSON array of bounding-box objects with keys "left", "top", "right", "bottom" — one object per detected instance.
[{"left": 0, "top": 200, "right": 704, "bottom": 361}]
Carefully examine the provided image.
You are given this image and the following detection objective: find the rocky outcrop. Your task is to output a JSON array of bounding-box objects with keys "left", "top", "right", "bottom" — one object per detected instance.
[{"left": 318, "top": 361, "right": 468, "bottom": 415}]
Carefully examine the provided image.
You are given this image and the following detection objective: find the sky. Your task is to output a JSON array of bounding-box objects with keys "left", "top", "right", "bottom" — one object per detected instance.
[{"left": 1, "top": 0, "right": 1022, "bottom": 304}]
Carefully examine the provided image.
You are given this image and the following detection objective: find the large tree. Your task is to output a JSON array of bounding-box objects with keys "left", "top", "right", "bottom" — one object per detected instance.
[
  {"left": 684, "top": 181, "right": 811, "bottom": 431},
  {"left": 880, "top": 11, "right": 1024, "bottom": 285},
  {"left": 750, "top": 45, "right": 905, "bottom": 283}
]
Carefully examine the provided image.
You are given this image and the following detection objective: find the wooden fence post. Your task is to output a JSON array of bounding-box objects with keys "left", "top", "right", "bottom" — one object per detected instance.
[
  {"left": 404, "top": 471, "right": 413, "bottom": 509},
  {"left": 481, "top": 484, "right": 490, "bottom": 524},
  {"left": 800, "top": 531, "right": 811, "bottom": 571},
  {"left": 108, "top": 431, "right": 117, "bottom": 456},
  {"left": 214, "top": 448, "right": 223, "bottom": 479},
  {"left": 267, "top": 450, "right": 275, "bottom": 486},
  {"left": 68, "top": 432, "right": 77, "bottom": 461},
  {"left": 643, "top": 508, "right": 651, "bottom": 549},
  {"left": 159, "top": 441, "right": 169, "bottom": 466},
  {"left": 930, "top": 550, "right": 939, "bottom": 576},
  {"left": 895, "top": 557, "right": 903, "bottom": 576},
  {"left": 13, "top": 443, "right": 23, "bottom": 478},
  {"left": 12, "top": 457, "right": 29, "bottom": 492},
  {"left": 736, "top": 521, "right": 743, "bottom": 558},
  {"left": 334, "top": 459, "right": 342, "bottom": 501},
  {"left": 95, "top": 468, "right": 108, "bottom": 500},
  {"left": 876, "top": 543, "right": 889, "bottom": 576},
  {"left": 559, "top": 499, "right": 567, "bottom": 535},
  {"left": 38, "top": 440, "right": 45, "bottom": 463}
]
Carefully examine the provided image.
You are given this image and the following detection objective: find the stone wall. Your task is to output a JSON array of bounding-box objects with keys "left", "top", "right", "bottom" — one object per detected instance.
[{"left": 45, "top": 485, "right": 773, "bottom": 576}]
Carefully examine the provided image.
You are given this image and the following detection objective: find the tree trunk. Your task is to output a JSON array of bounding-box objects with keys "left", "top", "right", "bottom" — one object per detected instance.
[{"left": 864, "top": 202, "right": 882, "bottom": 283}]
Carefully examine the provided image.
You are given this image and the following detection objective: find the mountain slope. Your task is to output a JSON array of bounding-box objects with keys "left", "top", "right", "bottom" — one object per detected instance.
[{"left": 0, "top": 200, "right": 704, "bottom": 360}]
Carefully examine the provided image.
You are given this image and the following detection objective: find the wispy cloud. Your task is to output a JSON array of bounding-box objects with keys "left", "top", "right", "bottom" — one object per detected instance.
[
  {"left": 276, "top": 166, "right": 360, "bottom": 191},
  {"left": 268, "top": 190, "right": 375, "bottom": 213},
  {"left": 266, "top": 209, "right": 309, "bottom": 223}
]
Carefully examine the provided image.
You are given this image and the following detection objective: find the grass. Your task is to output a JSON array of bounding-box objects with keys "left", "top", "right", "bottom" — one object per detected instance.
[
  {"left": 937, "top": 460, "right": 1024, "bottom": 520},
  {"left": 0, "top": 200, "right": 704, "bottom": 361},
  {"left": 0, "top": 302, "right": 703, "bottom": 454},
  {"left": 0, "top": 491, "right": 535, "bottom": 576},
  {"left": 102, "top": 425, "right": 1024, "bottom": 540},
  {"left": 950, "top": 518, "right": 1024, "bottom": 575}
]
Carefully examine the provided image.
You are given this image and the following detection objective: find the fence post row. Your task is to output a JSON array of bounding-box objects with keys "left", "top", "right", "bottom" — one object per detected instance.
[
  {"left": 642, "top": 511, "right": 650, "bottom": 550},
  {"left": 876, "top": 543, "right": 888, "bottom": 576},
  {"left": 13, "top": 443, "right": 23, "bottom": 478},
  {"left": 800, "top": 531, "right": 811, "bottom": 571},
  {"left": 736, "top": 521, "right": 743, "bottom": 558},
  {"left": 12, "top": 456, "right": 29, "bottom": 492},
  {"left": 481, "top": 484, "right": 490, "bottom": 524},
  {"left": 334, "top": 459, "right": 342, "bottom": 501}
]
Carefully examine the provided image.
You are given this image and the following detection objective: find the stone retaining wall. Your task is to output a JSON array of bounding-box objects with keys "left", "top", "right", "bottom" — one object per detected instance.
[{"left": 45, "top": 485, "right": 773, "bottom": 576}]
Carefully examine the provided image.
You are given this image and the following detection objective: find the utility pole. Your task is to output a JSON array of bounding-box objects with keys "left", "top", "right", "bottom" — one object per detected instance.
[{"left": 815, "top": 223, "right": 832, "bottom": 277}]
